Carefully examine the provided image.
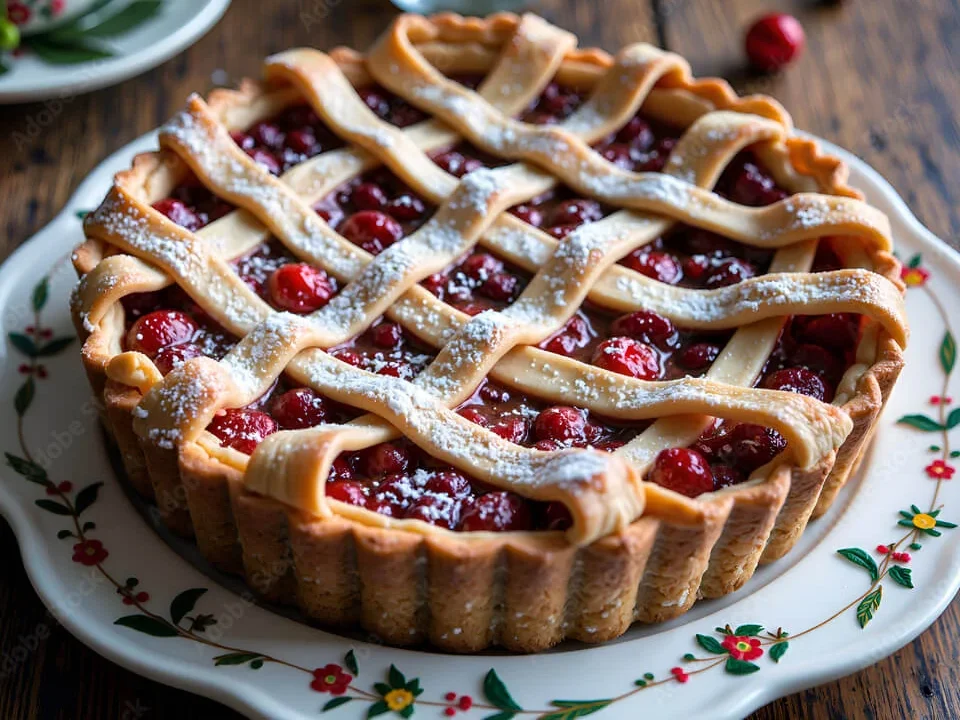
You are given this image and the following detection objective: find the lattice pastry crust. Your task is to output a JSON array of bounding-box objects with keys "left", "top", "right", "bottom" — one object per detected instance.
[{"left": 71, "top": 13, "right": 907, "bottom": 651}]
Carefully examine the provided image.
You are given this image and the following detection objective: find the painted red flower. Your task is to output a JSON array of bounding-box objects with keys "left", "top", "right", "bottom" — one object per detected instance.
[
  {"left": 72, "top": 539, "right": 108, "bottom": 566},
  {"left": 7, "top": 3, "right": 31, "bottom": 25},
  {"left": 722, "top": 635, "right": 763, "bottom": 661},
  {"left": 311, "top": 664, "right": 352, "bottom": 695},
  {"left": 901, "top": 265, "right": 929, "bottom": 287},
  {"left": 925, "top": 460, "right": 955, "bottom": 480},
  {"left": 51, "top": 0, "right": 65, "bottom": 15}
]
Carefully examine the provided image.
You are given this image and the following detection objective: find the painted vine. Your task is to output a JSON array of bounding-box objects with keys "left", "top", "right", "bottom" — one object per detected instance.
[{"left": 2, "top": 250, "right": 954, "bottom": 718}]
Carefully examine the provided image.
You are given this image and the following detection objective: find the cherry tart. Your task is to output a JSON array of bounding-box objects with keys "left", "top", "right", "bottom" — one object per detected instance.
[{"left": 72, "top": 13, "right": 908, "bottom": 653}]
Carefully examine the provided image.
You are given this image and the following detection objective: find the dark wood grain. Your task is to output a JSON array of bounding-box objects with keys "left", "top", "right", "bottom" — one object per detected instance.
[{"left": 0, "top": 0, "right": 957, "bottom": 717}]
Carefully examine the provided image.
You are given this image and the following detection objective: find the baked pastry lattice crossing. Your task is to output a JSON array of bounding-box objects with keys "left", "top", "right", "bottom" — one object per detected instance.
[{"left": 73, "top": 13, "right": 908, "bottom": 651}]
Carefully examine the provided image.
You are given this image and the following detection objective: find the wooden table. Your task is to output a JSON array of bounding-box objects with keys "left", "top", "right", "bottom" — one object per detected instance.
[{"left": 1, "top": 0, "right": 958, "bottom": 717}]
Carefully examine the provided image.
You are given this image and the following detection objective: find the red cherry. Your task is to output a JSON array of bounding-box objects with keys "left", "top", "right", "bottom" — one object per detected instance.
[
  {"left": 510, "top": 204, "right": 544, "bottom": 227},
  {"left": 457, "top": 407, "right": 489, "bottom": 427},
  {"left": 731, "top": 162, "right": 788, "bottom": 207},
  {"left": 371, "top": 322, "right": 403, "bottom": 349},
  {"left": 268, "top": 263, "right": 335, "bottom": 313},
  {"left": 404, "top": 495, "right": 462, "bottom": 529},
  {"left": 600, "top": 144, "right": 633, "bottom": 170},
  {"left": 271, "top": 387, "right": 329, "bottom": 430},
  {"left": 550, "top": 199, "right": 603, "bottom": 227},
  {"left": 250, "top": 122, "right": 285, "bottom": 149},
  {"left": 534, "top": 406, "right": 586, "bottom": 444},
  {"left": 362, "top": 443, "right": 412, "bottom": 477},
  {"left": 425, "top": 471, "right": 473, "bottom": 499},
  {"left": 479, "top": 383, "right": 511, "bottom": 403},
  {"left": 611, "top": 310, "right": 678, "bottom": 349},
  {"left": 704, "top": 257, "right": 756, "bottom": 288},
  {"left": 230, "top": 131, "right": 255, "bottom": 150},
  {"left": 676, "top": 342, "right": 721, "bottom": 371},
  {"left": 479, "top": 272, "right": 518, "bottom": 301},
  {"left": 623, "top": 250, "right": 683, "bottom": 285},
  {"left": 490, "top": 417, "right": 530, "bottom": 444},
  {"left": 791, "top": 343, "right": 841, "bottom": 379},
  {"left": 793, "top": 314, "right": 860, "bottom": 352},
  {"left": 433, "top": 150, "right": 483, "bottom": 178},
  {"left": 388, "top": 193, "right": 426, "bottom": 221},
  {"left": 745, "top": 13, "right": 806, "bottom": 72},
  {"left": 648, "top": 448, "right": 715, "bottom": 498},
  {"left": 245, "top": 148, "right": 281, "bottom": 175},
  {"left": 332, "top": 349, "right": 364, "bottom": 367},
  {"left": 539, "top": 83, "right": 579, "bottom": 115},
  {"left": 351, "top": 182, "right": 388, "bottom": 211},
  {"left": 543, "top": 501, "right": 573, "bottom": 531},
  {"left": 284, "top": 129, "right": 318, "bottom": 155},
  {"left": 616, "top": 116, "right": 654, "bottom": 149},
  {"left": 339, "top": 211, "right": 403, "bottom": 255},
  {"left": 459, "top": 492, "right": 533, "bottom": 532},
  {"left": 729, "top": 423, "right": 787, "bottom": 473},
  {"left": 207, "top": 408, "right": 278, "bottom": 454},
  {"left": 152, "top": 198, "right": 203, "bottom": 232},
  {"left": 154, "top": 342, "right": 204, "bottom": 374},
  {"left": 591, "top": 337, "right": 660, "bottom": 380},
  {"left": 359, "top": 87, "right": 390, "bottom": 118},
  {"left": 526, "top": 111, "right": 559, "bottom": 126},
  {"left": 329, "top": 457, "right": 354, "bottom": 482},
  {"left": 460, "top": 253, "right": 503, "bottom": 280},
  {"left": 126, "top": 310, "right": 198, "bottom": 358},
  {"left": 712, "top": 465, "right": 744, "bottom": 489},
  {"left": 762, "top": 367, "right": 828, "bottom": 401},
  {"left": 327, "top": 480, "right": 367, "bottom": 506}
]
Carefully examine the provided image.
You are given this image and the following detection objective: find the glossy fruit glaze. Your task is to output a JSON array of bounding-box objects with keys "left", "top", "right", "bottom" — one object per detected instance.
[{"left": 115, "top": 76, "right": 863, "bottom": 528}]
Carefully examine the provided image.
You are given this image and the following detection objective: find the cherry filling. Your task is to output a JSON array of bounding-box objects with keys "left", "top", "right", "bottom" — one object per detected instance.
[
  {"left": 232, "top": 240, "right": 340, "bottom": 313},
  {"left": 422, "top": 250, "right": 531, "bottom": 315},
  {"left": 229, "top": 103, "right": 344, "bottom": 175},
  {"left": 539, "top": 307, "right": 733, "bottom": 381},
  {"left": 330, "top": 317, "right": 436, "bottom": 381}
]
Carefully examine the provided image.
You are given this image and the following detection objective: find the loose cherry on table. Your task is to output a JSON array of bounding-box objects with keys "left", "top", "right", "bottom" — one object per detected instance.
[{"left": 744, "top": 13, "right": 806, "bottom": 72}]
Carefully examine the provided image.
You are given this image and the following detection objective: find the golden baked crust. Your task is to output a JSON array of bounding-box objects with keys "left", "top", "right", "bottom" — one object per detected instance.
[{"left": 70, "top": 12, "right": 906, "bottom": 651}]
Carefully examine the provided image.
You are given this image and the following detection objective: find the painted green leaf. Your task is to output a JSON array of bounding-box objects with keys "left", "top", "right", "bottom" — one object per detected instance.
[
  {"left": 322, "top": 697, "right": 352, "bottom": 712},
  {"left": 8, "top": 332, "right": 38, "bottom": 357},
  {"left": 74, "top": 482, "right": 103, "bottom": 516},
  {"left": 57, "top": 529, "right": 73, "bottom": 540},
  {"left": 15, "top": 377, "right": 35, "bottom": 417},
  {"left": 947, "top": 409, "right": 960, "bottom": 430},
  {"left": 0, "top": 59, "right": 10, "bottom": 76},
  {"left": 373, "top": 683, "right": 392, "bottom": 696},
  {"left": 76, "top": 210, "right": 91, "bottom": 220},
  {"left": 36, "top": 337, "right": 74, "bottom": 357},
  {"left": 250, "top": 659, "right": 263, "bottom": 669},
  {"left": 724, "top": 657, "right": 760, "bottom": 675},
  {"left": 910, "top": 542, "right": 922, "bottom": 550},
  {"left": 857, "top": 587, "right": 882, "bottom": 628},
  {"left": 32, "top": 278, "right": 49, "bottom": 312},
  {"left": 836, "top": 548, "right": 879, "bottom": 581},
  {"left": 35, "top": 499, "right": 71, "bottom": 516},
  {"left": 481, "top": 713, "right": 516, "bottom": 720},
  {"left": 170, "top": 588, "right": 207, "bottom": 625},
  {"left": 541, "top": 700, "right": 612, "bottom": 720},
  {"left": 5, "top": 453, "right": 46, "bottom": 483},
  {"left": 387, "top": 664, "right": 406, "bottom": 689},
  {"left": 213, "top": 652, "right": 262, "bottom": 666},
  {"left": 896, "top": 414, "right": 944, "bottom": 432},
  {"left": 400, "top": 707, "right": 414, "bottom": 719},
  {"left": 733, "top": 624, "right": 764, "bottom": 637},
  {"left": 82, "top": 1, "right": 163, "bottom": 37},
  {"left": 367, "top": 700, "right": 389, "bottom": 719},
  {"left": 936, "top": 520, "right": 958, "bottom": 528},
  {"left": 888, "top": 566, "right": 914, "bottom": 589},
  {"left": 770, "top": 642, "right": 789, "bottom": 663},
  {"left": 942, "top": 332, "right": 957, "bottom": 375},
  {"left": 484, "top": 669, "right": 523, "bottom": 712},
  {"left": 344, "top": 648, "right": 359, "bottom": 675},
  {"left": 114, "top": 615, "right": 179, "bottom": 637},
  {"left": 28, "top": 38, "right": 112, "bottom": 64},
  {"left": 907, "top": 253, "right": 922, "bottom": 268},
  {"left": 695, "top": 633, "right": 726, "bottom": 655}
]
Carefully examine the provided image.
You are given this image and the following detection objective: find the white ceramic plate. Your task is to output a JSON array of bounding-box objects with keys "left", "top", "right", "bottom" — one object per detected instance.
[
  {"left": 0, "top": 0, "right": 231, "bottom": 104},
  {"left": 1, "top": 132, "right": 958, "bottom": 720}
]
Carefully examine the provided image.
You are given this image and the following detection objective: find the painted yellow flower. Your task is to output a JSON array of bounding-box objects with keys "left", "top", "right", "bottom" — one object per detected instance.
[
  {"left": 912, "top": 513, "right": 936, "bottom": 530},
  {"left": 384, "top": 689, "right": 414, "bottom": 711}
]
